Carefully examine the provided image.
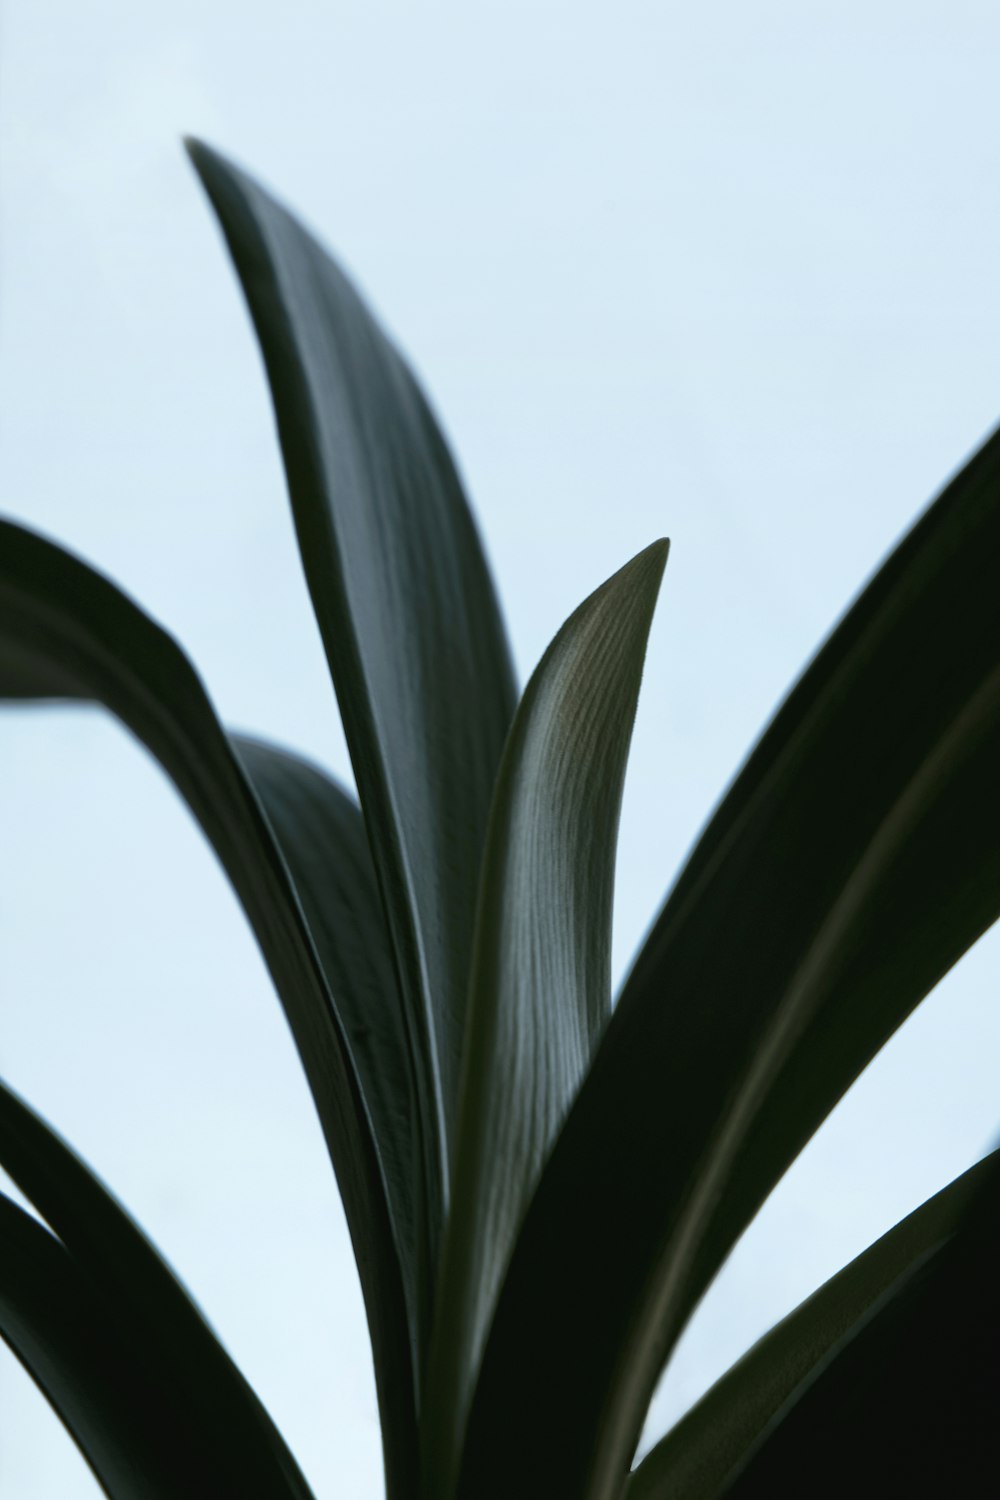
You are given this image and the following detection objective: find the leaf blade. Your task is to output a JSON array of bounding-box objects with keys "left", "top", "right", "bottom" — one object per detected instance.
[
  {"left": 460, "top": 425, "right": 1000, "bottom": 1499},
  {"left": 0, "top": 519, "right": 416, "bottom": 1496},
  {"left": 0, "top": 1190, "right": 196, "bottom": 1500},
  {"left": 186, "top": 143, "right": 519, "bottom": 1306},
  {"left": 0, "top": 1083, "right": 315, "bottom": 1499},
  {"left": 426, "top": 541, "right": 668, "bottom": 1496},
  {"left": 234, "top": 734, "right": 420, "bottom": 1346},
  {"left": 719, "top": 1149, "right": 1000, "bottom": 1496},
  {"left": 628, "top": 1150, "right": 997, "bottom": 1500}
]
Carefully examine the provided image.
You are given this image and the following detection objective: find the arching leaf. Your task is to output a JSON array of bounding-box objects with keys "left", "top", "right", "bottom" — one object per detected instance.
[
  {"left": 0, "top": 1085, "right": 314, "bottom": 1499},
  {"left": 0, "top": 519, "right": 416, "bottom": 1498}
]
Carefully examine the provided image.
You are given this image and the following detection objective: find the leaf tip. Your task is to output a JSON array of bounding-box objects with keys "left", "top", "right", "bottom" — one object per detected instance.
[
  {"left": 648, "top": 535, "right": 670, "bottom": 570},
  {"left": 183, "top": 138, "right": 239, "bottom": 205},
  {"left": 624, "top": 536, "right": 670, "bottom": 602},
  {"left": 182, "top": 133, "right": 208, "bottom": 166}
]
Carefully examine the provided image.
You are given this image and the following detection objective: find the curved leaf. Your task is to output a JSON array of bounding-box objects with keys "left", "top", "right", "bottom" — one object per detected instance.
[
  {"left": 628, "top": 1149, "right": 997, "bottom": 1500},
  {"left": 186, "top": 142, "right": 520, "bottom": 1322},
  {"left": 234, "top": 735, "right": 419, "bottom": 1340},
  {"left": 720, "top": 1149, "right": 1000, "bottom": 1496},
  {"left": 0, "top": 1087, "right": 314, "bottom": 1499},
  {"left": 424, "top": 541, "right": 667, "bottom": 1496},
  {"left": 460, "top": 424, "right": 1000, "bottom": 1500},
  {"left": 0, "top": 1191, "right": 198, "bottom": 1498},
  {"left": 0, "top": 519, "right": 416, "bottom": 1497}
]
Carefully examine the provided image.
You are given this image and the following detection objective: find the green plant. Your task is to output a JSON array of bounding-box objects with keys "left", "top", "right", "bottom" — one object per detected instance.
[{"left": 2, "top": 141, "right": 999, "bottom": 1499}]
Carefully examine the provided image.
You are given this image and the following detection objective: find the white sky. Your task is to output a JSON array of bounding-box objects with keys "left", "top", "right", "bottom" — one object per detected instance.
[{"left": 2, "top": 2, "right": 1000, "bottom": 1495}]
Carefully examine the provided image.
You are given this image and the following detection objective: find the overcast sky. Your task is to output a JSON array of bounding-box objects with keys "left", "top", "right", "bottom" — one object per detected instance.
[{"left": 3, "top": 3, "right": 1000, "bottom": 1495}]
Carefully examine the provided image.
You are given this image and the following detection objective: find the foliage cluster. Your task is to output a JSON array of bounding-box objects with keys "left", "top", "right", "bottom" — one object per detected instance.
[{"left": 2, "top": 144, "right": 998, "bottom": 1497}]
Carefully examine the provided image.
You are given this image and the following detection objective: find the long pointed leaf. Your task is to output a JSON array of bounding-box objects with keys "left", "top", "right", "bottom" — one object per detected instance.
[
  {"left": 0, "top": 519, "right": 416, "bottom": 1496},
  {"left": 720, "top": 1149, "right": 1000, "bottom": 1496},
  {"left": 460, "top": 425, "right": 1000, "bottom": 1499},
  {"left": 0, "top": 1085, "right": 314, "bottom": 1499},
  {"left": 425, "top": 541, "right": 668, "bottom": 1497},
  {"left": 186, "top": 143, "right": 520, "bottom": 1323},
  {"left": 234, "top": 735, "right": 419, "bottom": 1343},
  {"left": 628, "top": 1149, "right": 997, "bottom": 1500}
]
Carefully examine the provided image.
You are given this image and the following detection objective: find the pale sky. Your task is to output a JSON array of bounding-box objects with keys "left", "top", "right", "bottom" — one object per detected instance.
[{"left": 3, "top": 3, "right": 1000, "bottom": 1495}]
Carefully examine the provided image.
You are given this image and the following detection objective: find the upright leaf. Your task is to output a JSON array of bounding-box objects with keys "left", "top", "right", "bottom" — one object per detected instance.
[
  {"left": 628, "top": 1149, "right": 997, "bottom": 1500},
  {"left": 460, "top": 425, "right": 1000, "bottom": 1500},
  {"left": 0, "top": 520, "right": 416, "bottom": 1497},
  {"left": 424, "top": 542, "right": 668, "bottom": 1497},
  {"left": 0, "top": 1087, "right": 315, "bottom": 1499},
  {"left": 187, "top": 143, "right": 520, "bottom": 1314}
]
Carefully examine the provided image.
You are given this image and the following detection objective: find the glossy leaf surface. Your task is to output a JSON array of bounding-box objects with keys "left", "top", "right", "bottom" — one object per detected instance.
[
  {"left": 235, "top": 735, "right": 419, "bottom": 1345},
  {"left": 187, "top": 145, "right": 519, "bottom": 1314},
  {"left": 0, "top": 1191, "right": 206, "bottom": 1499},
  {"left": 0, "top": 1084, "right": 314, "bottom": 1499},
  {"left": 425, "top": 541, "right": 667, "bottom": 1495},
  {"left": 0, "top": 519, "right": 416, "bottom": 1496},
  {"left": 461, "top": 427, "right": 1000, "bottom": 1499}
]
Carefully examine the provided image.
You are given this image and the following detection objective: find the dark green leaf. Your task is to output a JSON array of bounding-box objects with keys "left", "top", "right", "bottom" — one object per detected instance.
[
  {"left": 628, "top": 1149, "right": 997, "bottom": 1500},
  {"left": 186, "top": 143, "right": 519, "bottom": 1326},
  {"left": 460, "top": 426, "right": 1000, "bottom": 1500},
  {"left": 0, "top": 519, "right": 416, "bottom": 1497},
  {"left": 424, "top": 541, "right": 667, "bottom": 1496},
  {"left": 0, "top": 1190, "right": 200, "bottom": 1498},
  {"left": 719, "top": 1148, "right": 1000, "bottom": 1497},
  {"left": 0, "top": 1084, "right": 314, "bottom": 1499},
  {"left": 234, "top": 735, "right": 419, "bottom": 1344}
]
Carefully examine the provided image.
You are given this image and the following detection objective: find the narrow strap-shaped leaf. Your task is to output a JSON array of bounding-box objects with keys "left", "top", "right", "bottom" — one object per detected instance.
[
  {"left": 0, "top": 1191, "right": 197, "bottom": 1499},
  {"left": 628, "top": 1149, "right": 998, "bottom": 1500},
  {"left": 234, "top": 735, "right": 420, "bottom": 1344},
  {"left": 460, "top": 425, "right": 1000, "bottom": 1500},
  {"left": 0, "top": 519, "right": 416, "bottom": 1497},
  {"left": 186, "top": 143, "right": 520, "bottom": 1318},
  {"left": 0, "top": 1104, "right": 314, "bottom": 1500},
  {"left": 719, "top": 1149, "right": 1000, "bottom": 1496},
  {"left": 425, "top": 541, "right": 668, "bottom": 1497}
]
